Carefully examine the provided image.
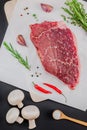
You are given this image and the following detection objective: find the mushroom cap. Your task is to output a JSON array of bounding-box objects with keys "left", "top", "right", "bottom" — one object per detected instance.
[
  {"left": 6, "top": 108, "right": 20, "bottom": 124},
  {"left": 21, "top": 105, "right": 40, "bottom": 120},
  {"left": 8, "top": 89, "right": 24, "bottom": 106}
]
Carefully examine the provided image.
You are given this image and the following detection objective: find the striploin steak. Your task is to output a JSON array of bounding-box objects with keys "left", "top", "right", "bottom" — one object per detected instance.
[{"left": 30, "top": 21, "right": 80, "bottom": 89}]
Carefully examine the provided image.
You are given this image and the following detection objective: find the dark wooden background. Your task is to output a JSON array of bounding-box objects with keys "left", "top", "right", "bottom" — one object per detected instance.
[{"left": 0, "top": 0, "right": 87, "bottom": 130}]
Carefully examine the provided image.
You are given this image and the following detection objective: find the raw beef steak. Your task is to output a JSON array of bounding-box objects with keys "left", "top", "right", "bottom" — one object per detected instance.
[{"left": 30, "top": 21, "right": 80, "bottom": 89}]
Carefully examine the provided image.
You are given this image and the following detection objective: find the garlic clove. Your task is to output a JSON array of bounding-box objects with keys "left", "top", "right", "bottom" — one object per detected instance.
[
  {"left": 40, "top": 3, "right": 53, "bottom": 13},
  {"left": 17, "top": 34, "right": 27, "bottom": 46}
]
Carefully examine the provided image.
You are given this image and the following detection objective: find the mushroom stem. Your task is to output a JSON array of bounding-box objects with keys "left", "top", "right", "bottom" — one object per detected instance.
[
  {"left": 28, "top": 119, "right": 36, "bottom": 129},
  {"left": 18, "top": 102, "right": 24, "bottom": 108},
  {"left": 16, "top": 116, "right": 24, "bottom": 124}
]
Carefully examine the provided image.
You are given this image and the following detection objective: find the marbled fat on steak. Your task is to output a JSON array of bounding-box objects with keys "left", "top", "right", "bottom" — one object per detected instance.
[{"left": 30, "top": 21, "right": 80, "bottom": 89}]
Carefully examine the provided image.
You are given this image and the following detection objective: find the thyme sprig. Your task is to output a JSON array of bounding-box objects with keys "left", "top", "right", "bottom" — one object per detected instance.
[
  {"left": 3, "top": 42, "right": 31, "bottom": 70},
  {"left": 61, "top": 0, "right": 87, "bottom": 31}
]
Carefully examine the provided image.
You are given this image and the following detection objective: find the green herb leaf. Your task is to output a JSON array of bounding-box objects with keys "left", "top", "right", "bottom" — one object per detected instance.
[
  {"left": 61, "top": 0, "right": 87, "bottom": 31},
  {"left": 3, "top": 42, "right": 31, "bottom": 70}
]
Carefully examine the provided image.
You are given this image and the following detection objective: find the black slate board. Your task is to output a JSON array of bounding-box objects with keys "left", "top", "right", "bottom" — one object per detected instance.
[
  {"left": 0, "top": 81, "right": 87, "bottom": 130},
  {"left": 0, "top": 0, "right": 87, "bottom": 130}
]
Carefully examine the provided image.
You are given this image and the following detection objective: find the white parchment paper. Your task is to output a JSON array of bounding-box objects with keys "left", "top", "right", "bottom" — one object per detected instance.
[{"left": 0, "top": 0, "right": 87, "bottom": 111}]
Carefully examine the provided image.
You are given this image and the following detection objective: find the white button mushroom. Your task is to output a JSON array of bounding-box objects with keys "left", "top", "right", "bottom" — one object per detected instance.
[
  {"left": 8, "top": 89, "right": 24, "bottom": 108},
  {"left": 6, "top": 107, "right": 24, "bottom": 124},
  {"left": 21, "top": 105, "right": 40, "bottom": 129}
]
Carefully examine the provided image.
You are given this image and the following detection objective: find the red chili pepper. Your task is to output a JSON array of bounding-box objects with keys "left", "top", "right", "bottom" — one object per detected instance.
[
  {"left": 43, "top": 83, "right": 67, "bottom": 102},
  {"left": 43, "top": 83, "right": 62, "bottom": 94},
  {"left": 33, "top": 82, "right": 52, "bottom": 94}
]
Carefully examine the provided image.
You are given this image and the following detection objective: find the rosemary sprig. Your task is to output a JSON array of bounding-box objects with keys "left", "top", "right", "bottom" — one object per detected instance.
[
  {"left": 61, "top": 0, "right": 87, "bottom": 31},
  {"left": 3, "top": 42, "right": 31, "bottom": 70}
]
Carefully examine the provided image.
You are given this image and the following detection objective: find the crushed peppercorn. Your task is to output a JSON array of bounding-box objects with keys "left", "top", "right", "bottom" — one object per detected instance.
[{"left": 27, "top": 12, "right": 29, "bottom": 15}]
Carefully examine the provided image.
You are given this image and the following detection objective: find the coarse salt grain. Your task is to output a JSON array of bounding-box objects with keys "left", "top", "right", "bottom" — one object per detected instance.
[{"left": 53, "top": 110, "right": 61, "bottom": 120}]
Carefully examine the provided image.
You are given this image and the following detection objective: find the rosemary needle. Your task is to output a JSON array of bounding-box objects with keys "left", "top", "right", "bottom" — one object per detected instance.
[
  {"left": 61, "top": 0, "right": 87, "bottom": 31},
  {"left": 3, "top": 42, "right": 31, "bottom": 70}
]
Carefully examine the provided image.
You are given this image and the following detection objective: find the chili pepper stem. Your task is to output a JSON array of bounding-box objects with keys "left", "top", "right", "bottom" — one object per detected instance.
[
  {"left": 43, "top": 83, "right": 67, "bottom": 102},
  {"left": 62, "top": 94, "right": 67, "bottom": 103}
]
